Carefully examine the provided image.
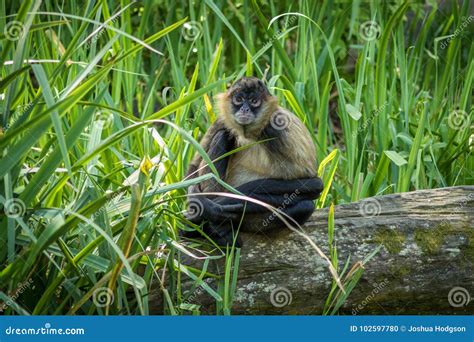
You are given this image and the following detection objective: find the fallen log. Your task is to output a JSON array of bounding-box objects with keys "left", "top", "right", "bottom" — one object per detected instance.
[{"left": 150, "top": 186, "right": 474, "bottom": 314}]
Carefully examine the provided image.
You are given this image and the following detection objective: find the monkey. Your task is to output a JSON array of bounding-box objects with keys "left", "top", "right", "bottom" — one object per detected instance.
[{"left": 184, "top": 77, "right": 323, "bottom": 246}]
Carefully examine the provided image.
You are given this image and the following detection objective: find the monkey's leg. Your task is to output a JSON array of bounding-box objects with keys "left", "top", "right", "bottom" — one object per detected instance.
[
  {"left": 233, "top": 178, "right": 324, "bottom": 200},
  {"left": 208, "top": 197, "right": 316, "bottom": 234},
  {"left": 240, "top": 199, "right": 316, "bottom": 232},
  {"left": 202, "top": 198, "right": 316, "bottom": 239},
  {"left": 210, "top": 177, "right": 323, "bottom": 234},
  {"left": 214, "top": 177, "right": 324, "bottom": 210},
  {"left": 183, "top": 177, "right": 322, "bottom": 245}
]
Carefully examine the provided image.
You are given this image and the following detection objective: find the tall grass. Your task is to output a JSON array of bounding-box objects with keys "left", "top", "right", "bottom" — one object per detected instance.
[{"left": 0, "top": 0, "right": 472, "bottom": 315}]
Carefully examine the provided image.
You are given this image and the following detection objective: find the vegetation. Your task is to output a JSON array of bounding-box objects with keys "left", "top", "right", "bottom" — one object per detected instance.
[{"left": 0, "top": 0, "right": 472, "bottom": 315}]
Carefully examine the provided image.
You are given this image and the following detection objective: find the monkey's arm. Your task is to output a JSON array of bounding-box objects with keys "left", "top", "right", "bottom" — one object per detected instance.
[
  {"left": 186, "top": 119, "right": 244, "bottom": 222},
  {"left": 187, "top": 118, "right": 233, "bottom": 189}
]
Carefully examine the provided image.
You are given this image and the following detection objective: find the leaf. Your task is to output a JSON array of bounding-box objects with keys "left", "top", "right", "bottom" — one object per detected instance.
[
  {"left": 0, "top": 66, "right": 30, "bottom": 93},
  {"left": 384, "top": 150, "right": 408, "bottom": 166},
  {"left": 345, "top": 103, "right": 362, "bottom": 121},
  {"left": 32, "top": 64, "right": 72, "bottom": 177}
]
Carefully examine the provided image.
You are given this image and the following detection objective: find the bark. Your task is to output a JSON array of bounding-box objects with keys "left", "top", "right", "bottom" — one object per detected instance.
[{"left": 149, "top": 186, "right": 474, "bottom": 315}]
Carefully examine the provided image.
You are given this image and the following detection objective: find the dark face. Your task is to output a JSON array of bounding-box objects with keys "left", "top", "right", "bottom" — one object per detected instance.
[{"left": 229, "top": 77, "right": 269, "bottom": 126}]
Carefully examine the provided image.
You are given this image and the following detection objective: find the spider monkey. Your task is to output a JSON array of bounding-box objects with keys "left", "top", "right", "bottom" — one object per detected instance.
[{"left": 185, "top": 77, "right": 323, "bottom": 246}]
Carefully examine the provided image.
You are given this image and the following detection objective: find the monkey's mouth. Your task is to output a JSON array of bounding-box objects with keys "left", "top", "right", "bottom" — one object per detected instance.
[{"left": 235, "top": 113, "right": 255, "bottom": 126}]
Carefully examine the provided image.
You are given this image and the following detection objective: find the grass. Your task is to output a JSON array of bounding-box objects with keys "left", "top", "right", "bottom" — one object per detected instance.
[{"left": 0, "top": 0, "right": 472, "bottom": 315}]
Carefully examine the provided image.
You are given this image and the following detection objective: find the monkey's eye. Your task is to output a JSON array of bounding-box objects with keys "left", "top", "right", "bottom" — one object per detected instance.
[
  {"left": 250, "top": 98, "right": 261, "bottom": 107},
  {"left": 233, "top": 96, "right": 244, "bottom": 105}
]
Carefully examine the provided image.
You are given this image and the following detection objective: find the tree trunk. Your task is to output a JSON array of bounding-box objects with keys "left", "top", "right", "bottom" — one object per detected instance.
[{"left": 149, "top": 186, "right": 474, "bottom": 315}]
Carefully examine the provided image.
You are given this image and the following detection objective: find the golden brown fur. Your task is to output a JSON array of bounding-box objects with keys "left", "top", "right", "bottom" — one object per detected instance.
[
  {"left": 224, "top": 106, "right": 317, "bottom": 187},
  {"left": 189, "top": 88, "right": 317, "bottom": 191}
]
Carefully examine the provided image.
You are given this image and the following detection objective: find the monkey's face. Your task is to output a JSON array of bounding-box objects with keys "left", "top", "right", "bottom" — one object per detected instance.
[
  {"left": 229, "top": 77, "right": 269, "bottom": 126},
  {"left": 231, "top": 91, "right": 262, "bottom": 125}
]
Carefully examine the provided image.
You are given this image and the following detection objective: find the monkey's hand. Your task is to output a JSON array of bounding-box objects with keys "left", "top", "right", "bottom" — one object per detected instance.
[{"left": 185, "top": 196, "right": 244, "bottom": 224}]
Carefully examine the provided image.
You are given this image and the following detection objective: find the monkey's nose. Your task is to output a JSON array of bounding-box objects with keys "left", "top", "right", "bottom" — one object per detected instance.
[{"left": 240, "top": 105, "right": 250, "bottom": 113}]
